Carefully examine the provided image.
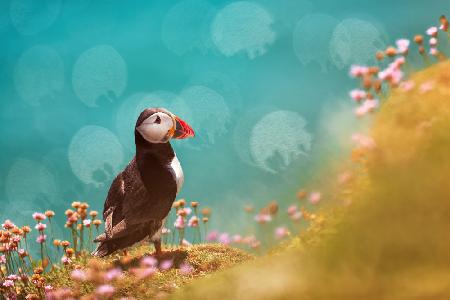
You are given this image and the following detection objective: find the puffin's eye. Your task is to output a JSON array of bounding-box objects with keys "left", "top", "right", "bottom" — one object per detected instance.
[{"left": 154, "top": 115, "right": 161, "bottom": 124}]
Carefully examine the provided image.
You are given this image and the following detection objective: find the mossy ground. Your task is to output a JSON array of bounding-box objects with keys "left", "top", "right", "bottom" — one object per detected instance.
[{"left": 44, "top": 243, "right": 253, "bottom": 299}]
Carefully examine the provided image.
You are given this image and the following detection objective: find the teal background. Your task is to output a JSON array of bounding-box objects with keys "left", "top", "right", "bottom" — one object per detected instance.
[{"left": 0, "top": 0, "right": 449, "bottom": 239}]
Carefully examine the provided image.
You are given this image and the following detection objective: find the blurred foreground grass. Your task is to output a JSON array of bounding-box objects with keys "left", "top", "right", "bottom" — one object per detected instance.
[{"left": 170, "top": 61, "right": 450, "bottom": 300}]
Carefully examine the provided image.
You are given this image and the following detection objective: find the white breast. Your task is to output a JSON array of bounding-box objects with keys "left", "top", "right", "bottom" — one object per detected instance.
[{"left": 169, "top": 156, "right": 184, "bottom": 194}]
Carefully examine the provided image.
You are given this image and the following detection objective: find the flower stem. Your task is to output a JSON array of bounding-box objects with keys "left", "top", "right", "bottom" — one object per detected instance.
[{"left": 79, "top": 225, "right": 84, "bottom": 253}]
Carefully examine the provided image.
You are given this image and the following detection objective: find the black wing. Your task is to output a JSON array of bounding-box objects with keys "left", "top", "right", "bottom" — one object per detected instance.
[
  {"left": 100, "top": 156, "right": 175, "bottom": 240},
  {"left": 102, "top": 173, "right": 125, "bottom": 221}
]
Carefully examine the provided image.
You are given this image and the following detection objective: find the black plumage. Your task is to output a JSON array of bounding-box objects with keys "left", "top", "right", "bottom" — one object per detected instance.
[{"left": 92, "top": 108, "right": 185, "bottom": 257}]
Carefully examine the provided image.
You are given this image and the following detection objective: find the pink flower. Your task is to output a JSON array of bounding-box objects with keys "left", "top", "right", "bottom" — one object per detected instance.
[
  {"left": 218, "top": 233, "right": 231, "bottom": 245},
  {"left": 429, "top": 47, "right": 438, "bottom": 56},
  {"left": 309, "top": 192, "right": 322, "bottom": 204},
  {"left": 141, "top": 256, "right": 157, "bottom": 267},
  {"left": 393, "top": 56, "right": 406, "bottom": 67},
  {"left": 349, "top": 65, "right": 368, "bottom": 77},
  {"left": 83, "top": 219, "right": 91, "bottom": 227},
  {"left": 429, "top": 37, "right": 438, "bottom": 46},
  {"left": 349, "top": 89, "right": 366, "bottom": 102},
  {"left": 378, "top": 58, "right": 404, "bottom": 84},
  {"left": 290, "top": 211, "right": 302, "bottom": 221},
  {"left": 46, "top": 288, "right": 72, "bottom": 299},
  {"left": 174, "top": 215, "right": 185, "bottom": 229},
  {"left": 177, "top": 207, "right": 192, "bottom": 216},
  {"left": 7, "top": 274, "right": 19, "bottom": 281},
  {"left": 181, "top": 239, "right": 192, "bottom": 246},
  {"left": 254, "top": 213, "right": 272, "bottom": 224},
  {"left": 355, "top": 99, "right": 379, "bottom": 117},
  {"left": 132, "top": 267, "right": 156, "bottom": 279},
  {"left": 250, "top": 240, "right": 261, "bottom": 249},
  {"left": 232, "top": 234, "right": 242, "bottom": 243},
  {"left": 426, "top": 26, "right": 438, "bottom": 36},
  {"left": 242, "top": 235, "right": 257, "bottom": 245},
  {"left": 365, "top": 99, "right": 379, "bottom": 112},
  {"left": 287, "top": 204, "right": 298, "bottom": 216},
  {"left": 2, "top": 220, "right": 15, "bottom": 230},
  {"left": 390, "top": 69, "right": 404, "bottom": 85},
  {"left": 61, "top": 256, "right": 72, "bottom": 265},
  {"left": 104, "top": 268, "right": 123, "bottom": 281},
  {"left": 32, "top": 212, "right": 46, "bottom": 221},
  {"left": 139, "top": 267, "right": 157, "bottom": 279},
  {"left": 352, "top": 133, "right": 376, "bottom": 150},
  {"left": 187, "top": 216, "right": 199, "bottom": 227},
  {"left": 274, "top": 227, "right": 290, "bottom": 240},
  {"left": 420, "top": 81, "right": 435, "bottom": 93},
  {"left": 35, "top": 223, "right": 47, "bottom": 231},
  {"left": 18, "top": 249, "right": 27, "bottom": 256},
  {"left": 68, "top": 214, "right": 78, "bottom": 223},
  {"left": 396, "top": 38, "right": 410, "bottom": 54},
  {"left": 45, "top": 285, "right": 54, "bottom": 292},
  {"left": 96, "top": 284, "right": 115, "bottom": 297},
  {"left": 36, "top": 234, "right": 47, "bottom": 244},
  {"left": 0, "top": 255, "right": 5, "bottom": 264},
  {"left": 2, "top": 280, "right": 14, "bottom": 287},
  {"left": 70, "top": 269, "right": 87, "bottom": 281},
  {"left": 378, "top": 68, "right": 391, "bottom": 81},
  {"left": 159, "top": 260, "right": 173, "bottom": 270},
  {"left": 206, "top": 230, "right": 219, "bottom": 242},
  {"left": 179, "top": 263, "right": 194, "bottom": 275},
  {"left": 399, "top": 80, "right": 415, "bottom": 92}
]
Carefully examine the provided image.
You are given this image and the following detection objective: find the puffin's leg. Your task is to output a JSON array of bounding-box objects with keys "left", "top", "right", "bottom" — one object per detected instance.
[{"left": 153, "top": 240, "right": 162, "bottom": 257}]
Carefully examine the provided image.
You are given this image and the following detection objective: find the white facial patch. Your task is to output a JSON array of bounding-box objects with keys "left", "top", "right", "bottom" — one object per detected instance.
[{"left": 137, "top": 112, "right": 175, "bottom": 143}]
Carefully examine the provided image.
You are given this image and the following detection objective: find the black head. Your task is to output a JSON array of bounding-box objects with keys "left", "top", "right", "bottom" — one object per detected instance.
[{"left": 135, "top": 108, "right": 195, "bottom": 145}]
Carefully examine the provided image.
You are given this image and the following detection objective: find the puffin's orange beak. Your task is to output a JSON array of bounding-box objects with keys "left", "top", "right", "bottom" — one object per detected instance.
[{"left": 173, "top": 116, "right": 195, "bottom": 139}]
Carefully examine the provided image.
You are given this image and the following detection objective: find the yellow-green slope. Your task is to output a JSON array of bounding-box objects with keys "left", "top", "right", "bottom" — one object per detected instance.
[{"left": 170, "top": 60, "right": 450, "bottom": 300}]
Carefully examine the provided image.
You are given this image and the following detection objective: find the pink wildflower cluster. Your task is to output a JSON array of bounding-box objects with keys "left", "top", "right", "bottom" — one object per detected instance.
[
  {"left": 287, "top": 204, "right": 302, "bottom": 221},
  {"left": 46, "top": 260, "right": 123, "bottom": 298},
  {"left": 351, "top": 133, "right": 376, "bottom": 150},
  {"left": 169, "top": 199, "right": 210, "bottom": 246},
  {"left": 253, "top": 200, "right": 279, "bottom": 224},
  {"left": 254, "top": 213, "right": 272, "bottom": 224},
  {"left": 206, "top": 230, "right": 261, "bottom": 249},
  {"left": 349, "top": 15, "right": 449, "bottom": 118},
  {"left": 274, "top": 227, "right": 290, "bottom": 240},
  {"left": 63, "top": 202, "right": 101, "bottom": 259},
  {"left": 0, "top": 202, "right": 101, "bottom": 298}
]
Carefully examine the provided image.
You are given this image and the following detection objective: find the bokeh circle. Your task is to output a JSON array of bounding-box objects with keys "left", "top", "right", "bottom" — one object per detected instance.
[
  {"left": 293, "top": 13, "right": 339, "bottom": 71},
  {"left": 211, "top": 1, "right": 276, "bottom": 59},
  {"left": 72, "top": 45, "right": 127, "bottom": 107},
  {"left": 68, "top": 126, "right": 124, "bottom": 187},
  {"left": 14, "top": 45, "right": 64, "bottom": 106}
]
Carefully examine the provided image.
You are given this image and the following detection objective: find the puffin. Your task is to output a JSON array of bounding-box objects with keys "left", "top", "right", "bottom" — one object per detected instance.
[{"left": 92, "top": 108, "right": 194, "bottom": 257}]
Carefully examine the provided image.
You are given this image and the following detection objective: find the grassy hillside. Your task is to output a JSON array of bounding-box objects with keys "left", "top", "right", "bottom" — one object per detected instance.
[{"left": 169, "top": 60, "right": 450, "bottom": 300}]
